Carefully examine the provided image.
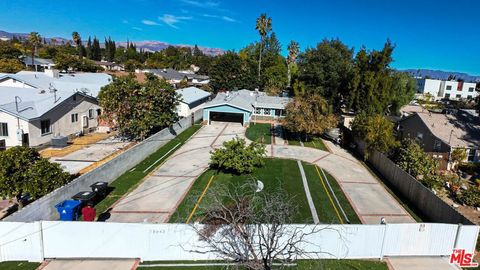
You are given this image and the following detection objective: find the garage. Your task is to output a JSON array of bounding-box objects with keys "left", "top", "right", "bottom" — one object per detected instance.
[{"left": 209, "top": 111, "right": 244, "bottom": 125}]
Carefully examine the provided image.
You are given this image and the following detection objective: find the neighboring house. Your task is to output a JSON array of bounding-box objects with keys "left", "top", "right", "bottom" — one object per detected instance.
[
  {"left": 175, "top": 87, "right": 211, "bottom": 118},
  {"left": 94, "top": 61, "right": 124, "bottom": 71},
  {"left": 21, "top": 56, "right": 55, "bottom": 71},
  {"left": 416, "top": 78, "right": 477, "bottom": 101},
  {"left": 0, "top": 70, "right": 112, "bottom": 147},
  {"left": 143, "top": 68, "right": 210, "bottom": 88},
  {"left": 202, "top": 89, "right": 290, "bottom": 126},
  {"left": 398, "top": 110, "right": 480, "bottom": 170}
]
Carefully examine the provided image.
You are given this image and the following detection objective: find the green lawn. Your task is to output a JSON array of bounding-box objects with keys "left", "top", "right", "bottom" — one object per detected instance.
[
  {"left": 138, "top": 260, "right": 387, "bottom": 270},
  {"left": 94, "top": 124, "right": 202, "bottom": 217},
  {"left": 303, "top": 137, "right": 328, "bottom": 151},
  {"left": 169, "top": 158, "right": 359, "bottom": 224},
  {"left": 245, "top": 123, "right": 272, "bottom": 144},
  {"left": 283, "top": 130, "right": 328, "bottom": 151},
  {"left": 0, "top": 262, "right": 40, "bottom": 270},
  {"left": 302, "top": 162, "right": 360, "bottom": 224}
]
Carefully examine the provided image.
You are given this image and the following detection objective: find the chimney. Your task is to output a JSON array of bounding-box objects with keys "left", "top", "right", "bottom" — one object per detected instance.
[{"left": 44, "top": 69, "right": 60, "bottom": 78}]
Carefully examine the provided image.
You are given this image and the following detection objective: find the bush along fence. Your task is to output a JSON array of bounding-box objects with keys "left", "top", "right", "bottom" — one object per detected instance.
[
  {"left": 4, "top": 110, "right": 203, "bottom": 222},
  {"left": 355, "top": 139, "right": 475, "bottom": 225}
]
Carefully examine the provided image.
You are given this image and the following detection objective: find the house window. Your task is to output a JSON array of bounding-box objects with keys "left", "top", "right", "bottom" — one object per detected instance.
[
  {"left": 468, "top": 149, "right": 476, "bottom": 162},
  {"left": 467, "top": 95, "right": 473, "bottom": 100},
  {"left": 455, "top": 94, "right": 461, "bottom": 99},
  {"left": 446, "top": 85, "right": 452, "bottom": 91},
  {"left": 433, "top": 140, "right": 441, "bottom": 151},
  {"left": 444, "top": 93, "right": 450, "bottom": 99},
  {"left": 73, "top": 94, "right": 77, "bottom": 101},
  {"left": 71, "top": 113, "right": 78, "bottom": 123},
  {"left": 41, "top": 119, "right": 51, "bottom": 135},
  {"left": 0, "top": 123, "right": 8, "bottom": 136},
  {"left": 88, "top": 109, "right": 94, "bottom": 119},
  {"left": 255, "top": 107, "right": 262, "bottom": 115},
  {"left": 469, "top": 87, "right": 474, "bottom": 92},
  {"left": 96, "top": 109, "right": 102, "bottom": 116},
  {"left": 263, "top": 108, "right": 271, "bottom": 115},
  {"left": 416, "top": 132, "right": 423, "bottom": 141}
]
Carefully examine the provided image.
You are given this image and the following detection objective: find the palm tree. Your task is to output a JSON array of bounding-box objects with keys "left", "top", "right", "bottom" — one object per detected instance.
[
  {"left": 50, "top": 38, "right": 57, "bottom": 46},
  {"left": 255, "top": 13, "right": 272, "bottom": 89},
  {"left": 71, "top": 31, "right": 82, "bottom": 57},
  {"left": 287, "top": 41, "right": 300, "bottom": 88},
  {"left": 27, "top": 32, "right": 41, "bottom": 71}
]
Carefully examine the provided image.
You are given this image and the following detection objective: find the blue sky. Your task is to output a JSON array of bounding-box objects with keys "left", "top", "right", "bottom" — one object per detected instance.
[{"left": 0, "top": 0, "right": 479, "bottom": 75}]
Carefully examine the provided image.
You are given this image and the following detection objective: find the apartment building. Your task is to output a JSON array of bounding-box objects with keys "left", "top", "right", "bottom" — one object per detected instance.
[{"left": 416, "top": 78, "right": 477, "bottom": 100}]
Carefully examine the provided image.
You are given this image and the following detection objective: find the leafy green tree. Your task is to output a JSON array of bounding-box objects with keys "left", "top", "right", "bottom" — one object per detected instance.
[
  {"left": 298, "top": 39, "right": 354, "bottom": 108},
  {"left": 0, "top": 147, "right": 72, "bottom": 208},
  {"left": 393, "top": 138, "right": 438, "bottom": 177},
  {"left": 210, "top": 137, "right": 266, "bottom": 174},
  {"left": 0, "top": 58, "right": 24, "bottom": 73},
  {"left": 351, "top": 113, "right": 398, "bottom": 157},
  {"left": 255, "top": 13, "right": 272, "bottom": 87},
  {"left": 282, "top": 94, "right": 337, "bottom": 137},
  {"left": 209, "top": 51, "right": 256, "bottom": 92},
  {"left": 264, "top": 56, "right": 288, "bottom": 95},
  {"left": 0, "top": 41, "right": 22, "bottom": 59},
  {"left": 54, "top": 53, "right": 101, "bottom": 72},
  {"left": 124, "top": 59, "right": 142, "bottom": 72},
  {"left": 451, "top": 148, "right": 467, "bottom": 170},
  {"left": 98, "top": 74, "right": 179, "bottom": 140}
]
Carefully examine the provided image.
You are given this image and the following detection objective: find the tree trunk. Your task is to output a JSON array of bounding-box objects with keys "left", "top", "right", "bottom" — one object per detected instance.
[
  {"left": 258, "top": 40, "right": 263, "bottom": 90},
  {"left": 287, "top": 62, "right": 291, "bottom": 88}
]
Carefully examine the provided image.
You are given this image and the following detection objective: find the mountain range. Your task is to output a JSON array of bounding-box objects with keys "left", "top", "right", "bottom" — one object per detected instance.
[
  {"left": 402, "top": 69, "right": 480, "bottom": 82},
  {"left": 0, "top": 30, "right": 224, "bottom": 56}
]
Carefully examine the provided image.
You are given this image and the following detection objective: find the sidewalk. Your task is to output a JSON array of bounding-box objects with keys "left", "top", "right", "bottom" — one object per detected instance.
[{"left": 40, "top": 259, "right": 138, "bottom": 270}]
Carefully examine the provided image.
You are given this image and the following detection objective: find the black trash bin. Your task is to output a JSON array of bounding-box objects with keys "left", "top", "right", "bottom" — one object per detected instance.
[
  {"left": 90, "top": 182, "right": 109, "bottom": 198},
  {"left": 71, "top": 191, "right": 97, "bottom": 206}
]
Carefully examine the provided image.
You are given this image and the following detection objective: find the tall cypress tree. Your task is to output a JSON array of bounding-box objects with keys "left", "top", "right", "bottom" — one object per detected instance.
[{"left": 86, "top": 36, "right": 93, "bottom": 59}]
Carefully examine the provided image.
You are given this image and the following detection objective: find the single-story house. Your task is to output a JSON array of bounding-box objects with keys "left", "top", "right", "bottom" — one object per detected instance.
[
  {"left": 94, "top": 61, "right": 124, "bottom": 71},
  {"left": 175, "top": 87, "right": 211, "bottom": 118},
  {"left": 0, "top": 70, "right": 112, "bottom": 147},
  {"left": 398, "top": 110, "right": 480, "bottom": 170},
  {"left": 21, "top": 56, "right": 55, "bottom": 71},
  {"left": 202, "top": 89, "right": 290, "bottom": 126},
  {"left": 143, "top": 68, "right": 210, "bottom": 88}
]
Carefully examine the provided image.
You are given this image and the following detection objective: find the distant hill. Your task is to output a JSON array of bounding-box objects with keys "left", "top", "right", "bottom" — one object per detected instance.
[
  {"left": 403, "top": 69, "right": 480, "bottom": 82},
  {"left": 0, "top": 30, "right": 224, "bottom": 56}
]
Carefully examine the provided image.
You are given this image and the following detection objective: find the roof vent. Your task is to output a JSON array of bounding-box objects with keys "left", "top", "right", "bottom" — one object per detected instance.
[{"left": 39, "top": 89, "right": 46, "bottom": 94}]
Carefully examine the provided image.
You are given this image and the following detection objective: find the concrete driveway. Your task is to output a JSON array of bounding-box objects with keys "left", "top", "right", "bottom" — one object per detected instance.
[
  {"left": 41, "top": 259, "right": 137, "bottom": 270},
  {"left": 108, "top": 122, "right": 245, "bottom": 223},
  {"left": 51, "top": 137, "right": 131, "bottom": 174}
]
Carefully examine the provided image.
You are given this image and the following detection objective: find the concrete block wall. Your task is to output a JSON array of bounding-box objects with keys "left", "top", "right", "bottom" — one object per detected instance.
[{"left": 4, "top": 110, "right": 203, "bottom": 222}]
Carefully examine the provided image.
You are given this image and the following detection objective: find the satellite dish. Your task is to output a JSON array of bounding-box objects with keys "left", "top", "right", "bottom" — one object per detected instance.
[{"left": 255, "top": 180, "right": 264, "bottom": 193}]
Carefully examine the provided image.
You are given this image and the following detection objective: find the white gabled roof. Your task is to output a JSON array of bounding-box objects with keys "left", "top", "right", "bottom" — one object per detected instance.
[{"left": 176, "top": 87, "right": 211, "bottom": 105}]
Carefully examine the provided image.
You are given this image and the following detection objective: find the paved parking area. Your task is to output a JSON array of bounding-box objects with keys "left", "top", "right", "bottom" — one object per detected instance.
[
  {"left": 51, "top": 137, "right": 131, "bottom": 174},
  {"left": 108, "top": 122, "right": 245, "bottom": 223}
]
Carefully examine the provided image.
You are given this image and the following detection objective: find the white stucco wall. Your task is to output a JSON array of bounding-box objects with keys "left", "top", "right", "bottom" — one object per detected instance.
[
  {"left": 176, "top": 102, "right": 191, "bottom": 118},
  {"left": 0, "top": 111, "right": 30, "bottom": 147},
  {"left": 419, "top": 79, "right": 478, "bottom": 100}
]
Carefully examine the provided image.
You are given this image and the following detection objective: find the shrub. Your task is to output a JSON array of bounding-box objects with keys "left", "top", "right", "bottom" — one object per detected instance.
[
  {"left": 421, "top": 175, "right": 445, "bottom": 190},
  {"left": 458, "top": 187, "right": 480, "bottom": 207},
  {"left": 210, "top": 137, "right": 266, "bottom": 174}
]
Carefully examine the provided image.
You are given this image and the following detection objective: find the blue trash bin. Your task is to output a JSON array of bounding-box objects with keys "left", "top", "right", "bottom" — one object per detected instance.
[{"left": 55, "top": 200, "right": 81, "bottom": 221}]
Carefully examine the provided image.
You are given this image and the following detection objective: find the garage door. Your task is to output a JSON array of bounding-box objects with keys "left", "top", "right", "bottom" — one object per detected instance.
[{"left": 209, "top": 111, "right": 244, "bottom": 125}]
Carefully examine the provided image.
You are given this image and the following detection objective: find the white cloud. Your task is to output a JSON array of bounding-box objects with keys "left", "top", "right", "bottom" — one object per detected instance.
[
  {"left": 159, "top": 14, "right": 192, "bottom": 29},
  {"left": 181, "top": 0, "right": 220, "bottom": 8},
  {"left": 122, "top": 20, "right": 129, "bottom": 24},
  {"left": 203, "top": 13, "right": 237, "bottom": 23},
  {"left": 142, "top": 19, "right": 160, "bottom": 26},
  {"left": 132, "top": 27, "right": 143, "bottom": 31},
  {"left": 222, "top": 16, "right": 237, "bottom": 22}
]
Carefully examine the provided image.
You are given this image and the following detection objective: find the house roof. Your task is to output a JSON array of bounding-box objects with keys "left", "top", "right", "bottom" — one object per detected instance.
[
  {"left": 176, "top": 87, "right": 210, "bottom": 105},
  {"left": 404, "top": 111, "right": 480, "bottom": 149},
  {"left": 0, "top": 71, "right": 112, "bottom": 120},
  {"left": 21, "top": 56, "right": 54, "bottom": 66},
  {"left": 202, "top": 89, "right": 290, "bottom": 112},
  {"left": 144, "top": 69, "right": 210, "bottom": 82}
]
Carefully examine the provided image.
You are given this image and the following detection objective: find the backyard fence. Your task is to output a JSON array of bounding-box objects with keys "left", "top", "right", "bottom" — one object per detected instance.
[
  {"left": 355, "top": 139, "right": 475, "bottom": 225},
  {"left": 4, "top": 110, "right": 203, "bottom": 222},
  {"left": 0, "top": 221, "right": 478, "bottom": 262}
]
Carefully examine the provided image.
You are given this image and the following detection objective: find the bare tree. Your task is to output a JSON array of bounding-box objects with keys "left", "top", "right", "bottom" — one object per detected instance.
[{"left": 186, "top": 181, "right": 339, "bottom": 270}]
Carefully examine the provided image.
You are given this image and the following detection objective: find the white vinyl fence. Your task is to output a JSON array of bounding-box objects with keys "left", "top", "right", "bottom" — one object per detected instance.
[{"left": 0, "top": 222, "right": 478, "bottom": 262}]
